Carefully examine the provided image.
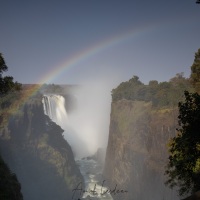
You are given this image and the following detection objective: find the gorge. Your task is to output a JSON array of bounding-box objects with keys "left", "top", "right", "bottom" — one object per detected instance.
[
  {"left": 0, "top": 74, "right": 192, "bottom": 200},
  {"left": 40, "top": 76, "right": 189, "bottom": 200},
  {"left": 42, "top": 92, "right": 113, "bottom": 200}
]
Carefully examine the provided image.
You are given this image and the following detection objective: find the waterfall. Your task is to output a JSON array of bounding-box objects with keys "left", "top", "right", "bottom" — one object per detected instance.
[
  {"left": 42, "top": 94, "right": 89, "bottom": 158},
  {"left": 42, "top": 92, "right": 108, "bottom": 160},
  {"left": 42, "top": 94, "right": 68, "bottom": 128}
]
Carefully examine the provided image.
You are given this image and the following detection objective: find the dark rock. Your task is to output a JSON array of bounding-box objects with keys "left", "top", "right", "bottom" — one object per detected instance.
[
  {"left": 0, "top": 98, "right": 84, "bottom": 200},
  {"left": 182, "top": 191, "right": 200, "bottom": 200}
]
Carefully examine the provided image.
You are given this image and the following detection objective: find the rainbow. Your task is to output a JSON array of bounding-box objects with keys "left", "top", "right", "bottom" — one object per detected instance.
[
  {"left": 8, "top": 24, "right": 156, "bottom": 114},
  {"left": 38, "top": 24, "right": 154, "bottom": 84}
]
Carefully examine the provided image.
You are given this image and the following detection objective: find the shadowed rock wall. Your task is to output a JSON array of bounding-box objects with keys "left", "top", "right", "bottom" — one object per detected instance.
[{"left": 104, "top": 99, "right": 179, "bottom": 200}]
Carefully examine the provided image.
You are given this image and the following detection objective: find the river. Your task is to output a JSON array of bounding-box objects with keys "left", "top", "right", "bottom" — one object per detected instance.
[{"left": 74, "top": 158, "right": 113, "bottom": 200}]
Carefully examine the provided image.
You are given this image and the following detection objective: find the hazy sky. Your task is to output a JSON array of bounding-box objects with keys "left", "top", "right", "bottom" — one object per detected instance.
[{"left": 0, "top": 0, "right": 200, "bottom": 85}]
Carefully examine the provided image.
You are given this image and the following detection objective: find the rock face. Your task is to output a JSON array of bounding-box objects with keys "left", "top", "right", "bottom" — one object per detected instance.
[
  {"left": 0, "top": 155, "right": 23, "bottom": 200},
  {"left": 182, "top": 191, "right": 200, "bottom": 200},
  {"left": 104, "top": 99, "right": 179, "bottom": 200},
  {"left": 0, "top": 99, "right": 84, "bottom": 200}
]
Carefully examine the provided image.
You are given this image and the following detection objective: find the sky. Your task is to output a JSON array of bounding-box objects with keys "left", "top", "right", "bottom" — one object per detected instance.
[
  {"left": 0, "top": 0, "right": 200, "bottom": 86},
  {"left": 0, "top": 0, "right": 200, "bottom": 156}
]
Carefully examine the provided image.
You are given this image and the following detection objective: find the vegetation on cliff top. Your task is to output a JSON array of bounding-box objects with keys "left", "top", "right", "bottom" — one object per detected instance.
[
  {"left": 111, "top": 73, "right": 193, "bottom": 107},
  {"left": 0, "top": 53, "right": 21, "bottom": 95}
]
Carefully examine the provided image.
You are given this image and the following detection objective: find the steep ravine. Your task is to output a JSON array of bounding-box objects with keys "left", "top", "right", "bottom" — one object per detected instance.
[
  {"left": 0, "top": 99, "right": 84, "bottom": 200},
  {"left": 104, "top": 99, "right": 179, "bottom": 200}
]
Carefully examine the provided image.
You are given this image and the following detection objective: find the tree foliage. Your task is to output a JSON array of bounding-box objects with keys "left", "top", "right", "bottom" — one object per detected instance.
[
  {"left": 112, "top": 73, "right": 192, "bottom": 107},
  {"left": 165, "top": 91, "right": 200, "bottom": 196},
  {"left": 0, "top": 53, "right": 21, "bottom": 96},
  {"left": 0, "top": 54, "right": 22, "bottom": 123},
  {"left": 190, "top": 49, "right": 200, "bottom": 93},
  {"left": 0, "top": 53, "right": 23, "bottom": 199},
  {"left": 0, "top": 53, "right": 8, "bottom": 74}
]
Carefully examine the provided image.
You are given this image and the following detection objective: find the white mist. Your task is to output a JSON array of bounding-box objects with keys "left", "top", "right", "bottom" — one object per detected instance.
[
  {"left": 42, "top": 86, "right": 111, "bottom": 159},
  {"left": 67, "top": 83, "right": 111, "bottom": 158},
  {"left": 43, "top": 67, "right": 124, "bottom": 159}
]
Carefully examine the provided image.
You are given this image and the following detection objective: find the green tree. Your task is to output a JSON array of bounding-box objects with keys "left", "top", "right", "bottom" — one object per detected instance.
[
  {"left": 165, "top": 91, "right": 200, "bottom": 196},
  {"left": 0, "top": 53, "right": 8, "bottom": 73},
  {"left": 0, "top": 53, "right": 23, "bottom": 199},
  {"left": 190, "top": 49, "right": 200, "bottom": 93},
  {"left": 0, "top": 53, "right": 21, "bottom": 95}
]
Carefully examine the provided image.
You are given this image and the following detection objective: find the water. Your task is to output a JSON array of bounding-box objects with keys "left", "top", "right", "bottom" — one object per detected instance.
[
  {"left": 75, "top": 158, "right": 113, "bottom": 200},
  {"left": 42, "top": 94, "right": 68, "bottom": 127},
  {"left": 42, "top": 94, "right": 81, "bottom": 156}
]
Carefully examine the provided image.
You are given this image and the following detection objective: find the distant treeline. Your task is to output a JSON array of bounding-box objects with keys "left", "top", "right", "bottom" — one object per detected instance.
[{"left": 111, "top": 73, "right": 193, "bottom": 107}]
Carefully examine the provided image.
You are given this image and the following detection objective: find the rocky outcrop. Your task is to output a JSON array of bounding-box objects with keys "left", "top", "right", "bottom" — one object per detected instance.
[
  {"left": 104, "top": 99, "right": 179, "bottom": 200},
  {"left": 0, "top": 155, "right": 23, "bottom": 200},
  {"left": 182, "top": 191, "right": 200, "bottom": 200},
  {"left": 0, "top": 99, "right": 84, "bottom": 200}
]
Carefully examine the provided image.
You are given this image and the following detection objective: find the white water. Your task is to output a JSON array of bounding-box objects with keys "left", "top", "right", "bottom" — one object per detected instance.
[
  {"left": 42, "top": 94, "right": 80, "bottom": 156},
  {"left": 42, "top": 95, "right": 68, "bottom": 128},
  {"left": 76, "top": 159, "right": 113, "bottom": 200}
]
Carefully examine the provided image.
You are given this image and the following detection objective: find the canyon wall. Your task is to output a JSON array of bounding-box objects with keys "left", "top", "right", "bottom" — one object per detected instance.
[
  {"left": 104, "top": 99, "right": 179, "bottom": 200},
  {"left": 0, "top": 97, "right": 83, "bottom": 200}
]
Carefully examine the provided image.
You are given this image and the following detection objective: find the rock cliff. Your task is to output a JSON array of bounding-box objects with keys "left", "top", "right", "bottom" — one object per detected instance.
[
  {"left": 0, "top": 97, "right": 84, "bottom": 200},
  {"left": 104, "top": 99, "right": 179, "bottom": 200},
  {"left": 0, "top": 155, "right": 23, "bottom": 200}
]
